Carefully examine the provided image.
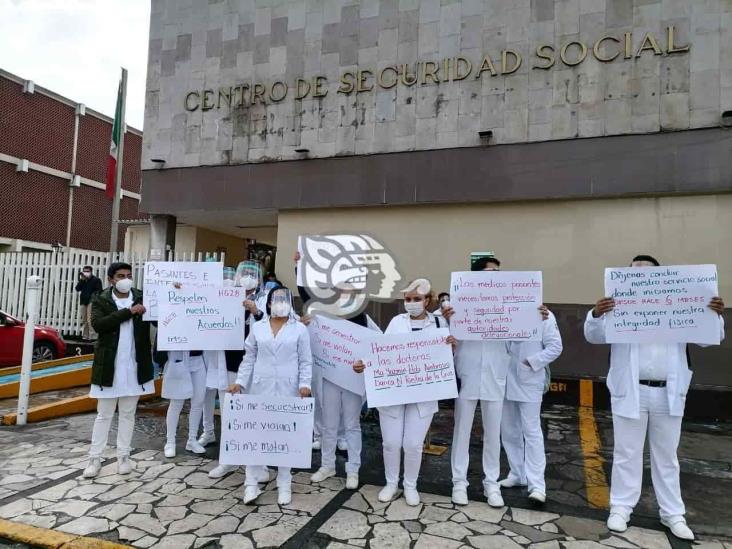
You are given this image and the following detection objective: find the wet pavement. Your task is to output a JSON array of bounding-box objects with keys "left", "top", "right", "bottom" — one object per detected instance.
[{"left": 0, "top": 399, "right": 730, "bottom": 548}]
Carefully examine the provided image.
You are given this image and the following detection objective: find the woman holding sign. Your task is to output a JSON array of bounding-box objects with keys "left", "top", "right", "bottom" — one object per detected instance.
[
  {"left": 353, "top": 278, "right": 456, "bottom": 506},
  {"left": 585, "top": 255, "right": 725, "bottom": 541},
  {"left": 229, "top": 287, "right": 313, "bottom": 506}
]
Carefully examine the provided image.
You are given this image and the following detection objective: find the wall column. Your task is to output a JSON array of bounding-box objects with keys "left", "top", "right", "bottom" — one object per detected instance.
[{"left": 149, "top": 214, "right": 176, "bottom": 260}]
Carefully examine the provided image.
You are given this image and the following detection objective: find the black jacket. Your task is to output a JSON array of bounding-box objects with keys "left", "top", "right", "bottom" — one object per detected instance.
[{"left": 76, "top": 275, "right": 103, "bottom": 306}]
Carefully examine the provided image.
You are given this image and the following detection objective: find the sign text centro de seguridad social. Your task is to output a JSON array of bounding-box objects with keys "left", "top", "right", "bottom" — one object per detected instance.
[{"left": 184, "top": 26, "right": 689, "bottom": 111}]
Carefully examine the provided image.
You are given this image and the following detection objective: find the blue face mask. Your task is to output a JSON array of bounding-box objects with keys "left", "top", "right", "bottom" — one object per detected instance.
[{"left": 264, "top": 281, "right": 279, "bottom": 291}]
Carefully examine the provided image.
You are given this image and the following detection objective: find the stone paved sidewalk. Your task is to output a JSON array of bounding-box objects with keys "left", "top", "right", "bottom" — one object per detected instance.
[{"left": 1, "top": 409, "right": 731, "bottom": 548}]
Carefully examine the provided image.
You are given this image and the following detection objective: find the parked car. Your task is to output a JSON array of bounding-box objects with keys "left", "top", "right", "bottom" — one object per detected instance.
[{"left": 0, "top": 310, "right": 67, "bottom": 367}]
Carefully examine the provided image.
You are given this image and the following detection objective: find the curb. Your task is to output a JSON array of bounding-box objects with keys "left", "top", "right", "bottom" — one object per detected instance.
[{"left": 0, "top": 518, "right": 132, "bottom": 548}]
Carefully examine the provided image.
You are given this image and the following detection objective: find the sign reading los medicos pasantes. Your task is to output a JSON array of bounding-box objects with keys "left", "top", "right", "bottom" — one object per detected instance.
[{"left": 184, "top": 26, "right": 689, "bottom": 112}]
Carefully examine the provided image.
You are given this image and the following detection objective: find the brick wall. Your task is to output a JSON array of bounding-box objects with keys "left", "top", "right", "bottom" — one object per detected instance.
[{"left": 0, "top": 73, "right": 145, "bottom": 251}]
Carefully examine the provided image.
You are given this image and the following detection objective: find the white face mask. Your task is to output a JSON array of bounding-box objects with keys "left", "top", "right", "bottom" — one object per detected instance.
[
  {"left": 404, "top": 300, "right": 425, "bottom": 318},
  {"left": 222, "top": 279, "right": 234, "bottom": 287},
  {"left": 115, "top": 278, "right": 133, "bottom": 294},
  {"left": 440, "top": 299, "right": 451, "bottom": 309},
  {"left": 83, "top": 271, "right": 92, "bottom": 278},
  {"left": 240, "top": 275, "right": 258, "bottom": 290},
  {"left": 271, "top": 302, "right": 291, "bottom": 318}
]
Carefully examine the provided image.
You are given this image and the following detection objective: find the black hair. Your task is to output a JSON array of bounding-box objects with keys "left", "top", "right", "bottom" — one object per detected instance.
[
  {"left": 265, "top": 285, "right": 290, "bottom": 316},
  {"left": 438, "top": 292, "right": 450, "bottom": 300},
  {"left": 107, "top": 262, "right": 133, "bottom": 279},
  {"left": 631, "top": 254, "right": 660, "bottom": 267},
  {"left": 83, "top": 265, "right": 93, "bottom": 271},
  {"left": 265, "top": 271, "right": 277, "bottom": 280},
  {"left": 472, "top": 256, "right": 501, "bottom": 271}
]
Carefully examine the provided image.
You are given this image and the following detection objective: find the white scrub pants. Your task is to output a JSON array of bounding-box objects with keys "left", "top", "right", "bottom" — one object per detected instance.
[
  {"left": 201, "top": 371, "right": 237, "bottom": 436},
  {"left": 610, "top": 385, "right": 685, "bottom": 521},
  {"left": 451, "top": 398, "right": 503, "bottom": 494},
  {"left": 379, "top": 404, "right": 434, "bottom": 489},
  {"left": 166, "top": 367, "right": 207, "bottom": 444},
  {"left": 501, "top": 400, "right": 545, "bottom": 493},
  {"left": 246, "top": 466, "right": 290, "bottom": 488},
  {"left": 321, "top": 379, "right": 362, "bottom": 473},
  {"left": 89, "top": 396, "right": 139, "bottom": 458}
]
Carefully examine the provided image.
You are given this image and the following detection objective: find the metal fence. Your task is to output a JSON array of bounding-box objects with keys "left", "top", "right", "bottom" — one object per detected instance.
[{"left": 0, "top": 248, "right": 224, "bottom": 336}]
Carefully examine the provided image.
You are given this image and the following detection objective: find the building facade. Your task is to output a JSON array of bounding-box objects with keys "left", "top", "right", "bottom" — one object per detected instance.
[
  {"left": 141, "top": 0, "right": 732, "bottom": 384},
  {"left": 0, "top": 69, "right": 147, "bottom": 252}
]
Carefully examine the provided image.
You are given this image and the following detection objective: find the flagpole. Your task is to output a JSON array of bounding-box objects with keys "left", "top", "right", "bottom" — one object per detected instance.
[{"left": 109, "top": 67, "right": 128, "bottom": 253}]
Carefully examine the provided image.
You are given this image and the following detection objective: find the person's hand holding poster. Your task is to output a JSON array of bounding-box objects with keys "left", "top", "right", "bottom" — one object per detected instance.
[
  {"left": 308, "top": 314, "right": 380, "bottom": 396},
  {"left": 449, "top": 271, "right": 543, "bottom": 341},
  {"left": 158, "top": 286, "right": 245, "bottom": 350},
  {"left": 143, "top": 261, "right": 222, "bottom": 320},
  {"left": 604, "top": 264, "right": 721, "bottom": 344},
  {"left": 361, "top": 328, "right": 457, "bottom": 408},
  {"left": 219, "top": 394, "right": 314, "bottom": 468}
]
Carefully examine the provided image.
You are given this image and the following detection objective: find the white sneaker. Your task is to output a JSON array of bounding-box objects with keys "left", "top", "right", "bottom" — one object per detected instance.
[
  {"left": 82, "top": 458, "right": 102, "bottom": 479},
  {"left": 311, "top": 467, "right": 336, "bottom": 483},
  {"left": 404, "top": 487, "right": 420, "bottom": 506},
  {"left": 209, "top": 463, "right": 237, "bottom": 479},
  {"left": 451, "top": 487, "right": 468, "bottom": 505},
  {"left": 278, "top": 486, "right": 292, "bottom": 505},
  {"left": 498, "top": 476, "right": 526, "bottom": 488},
  {"left": 378, "top": 484, "right": 399, "bottom": 503},
  {"left": 312, "top": 439, "right": 321, "bottom": 451},
  {"left": 117, "top": 455, "right": 133, "bottom": 475},
  {"left": 198, "top": 431, "right": 216, "bottom": 446},
  {"left": 243, "top": 485, "right": 262, "bottom": 504},
  {"left": 661, "top": 517, "right": 694, "bottom": 541},
  {"left": 607, "top": 513, "right": 628, "bottom": 533},
  {"left": 164, "top": 443, "right": 176, "bottom": 458},
  {"left": 185, "top": 439, "right": 206, "bottom": 454},
  {"left": 528, "top": 490, "right": 546, "bottom": 504},
  {"left": 484, "top": 489, "right": 504, "bottom": 508},
  {"left": 346, "top": 473, "right": 359, "bottom": 490},
  {"left": 337, "top": 439, "right": 348, "bottom": 451}
]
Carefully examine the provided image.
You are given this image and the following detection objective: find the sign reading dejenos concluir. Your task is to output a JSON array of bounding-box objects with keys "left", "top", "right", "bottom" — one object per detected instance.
[{"left": 184, "top": 26, "right": 689, "bottom": 111}]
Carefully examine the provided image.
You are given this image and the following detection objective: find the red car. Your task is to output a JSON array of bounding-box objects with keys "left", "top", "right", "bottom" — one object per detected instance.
[{"left": 0, "top": 310, "right": 67, "bottom": 367}]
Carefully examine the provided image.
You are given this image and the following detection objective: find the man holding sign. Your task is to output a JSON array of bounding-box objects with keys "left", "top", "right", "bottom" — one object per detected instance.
[
  {"left": 445, "top": 257, "right": 546, "bottom": 508},
  {"left": 585, "top": 255, "right": 725, "bottom": 541}
]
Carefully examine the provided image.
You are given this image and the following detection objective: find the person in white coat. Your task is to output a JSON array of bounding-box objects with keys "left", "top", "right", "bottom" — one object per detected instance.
[
  {"left": 229, "top": 287, "right": 313, "bottom": 505},
  {"left": 500, "top": 306, "right": 562, "bottom": 504},
  {"left": 308, "top": 289, "right": 381, "bottom": 490},
  {"left": 585, "top": 254, "right": 726, "bottom": 541},
  {"left": 353, "top": 278, "right": 456, "bottom": 506},
  {"left": 160, "top": 350, "right": 207, "bottom": 457},
  {"left": 443, "top": 256, "right": 512, "bottom": 507}
]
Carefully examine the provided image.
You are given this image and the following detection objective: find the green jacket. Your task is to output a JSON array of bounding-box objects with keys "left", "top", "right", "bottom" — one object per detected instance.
[{"left": 90, "top": 287, "right": 153, "bottom": 388}]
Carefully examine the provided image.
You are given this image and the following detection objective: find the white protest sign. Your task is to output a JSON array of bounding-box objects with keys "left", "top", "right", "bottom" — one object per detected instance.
[
  {"left": 296, "top": 236, "right": 304, "bottom": 287},
  {"left": 219, "top": 394, "right": 314, "bottom": 468},
  {"left": 158, "top": 286, "right": 245, "bottom": 350},
  {"left": 604, "top": 264, "right": 720, "bottom": 344},
  {"left": 449, "top": 271, "right": 543, "bottom": 341},
  {"left": 143, "top": 261, "right": 222, "bottom": 320},
  {"left": 362, "top": 328, "right": 457, "bottom": 408},
  {"left": 308, "top": 315, "right": 380, "bottom": 396}
]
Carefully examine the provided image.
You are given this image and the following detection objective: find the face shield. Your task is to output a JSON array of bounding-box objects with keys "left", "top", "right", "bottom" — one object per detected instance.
[
  {"left": 269, "top": 288, "right": 294, "bottom": 319},
  {"left": 235, "top": 260, "right": 264, "bottom": 291}
]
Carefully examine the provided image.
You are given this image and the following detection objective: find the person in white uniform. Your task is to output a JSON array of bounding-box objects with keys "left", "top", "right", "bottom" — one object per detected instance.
[
  {"left": 309, "top": 289, "right": 381, "bottom": 490},
  {"left": 160, "top": 350, "right": 207, "bottom": 457},
  {"left": 585, "top": 254, "right": 726, "bottom": 541},
  {"left": 229, "top": 287, "right": 313, "bottom": 505},
  {"left": 500, "top": 305, "right": 563, "bottom": 504},
  {"left": 353, "top": 278, "right": 456, "bottom": 506},
  {"left": 83, "top": 262, "right": 155, "bottom": 478},
  {"left": 443, "top": 256, "right": 513, "bottom": 507},
  {"left": 201, "top": 263, "right": 269, "bottom": 480}
]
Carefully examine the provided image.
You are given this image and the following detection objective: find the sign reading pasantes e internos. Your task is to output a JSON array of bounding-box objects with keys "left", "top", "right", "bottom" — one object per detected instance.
[{"left": 185, "top": 26, "right": 688, "bottom": 111}]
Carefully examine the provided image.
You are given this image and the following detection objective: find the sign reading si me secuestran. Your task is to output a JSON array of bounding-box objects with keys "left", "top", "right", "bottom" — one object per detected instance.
[{"left": 184, "top": 26, "right": 689, "bottom": 111}]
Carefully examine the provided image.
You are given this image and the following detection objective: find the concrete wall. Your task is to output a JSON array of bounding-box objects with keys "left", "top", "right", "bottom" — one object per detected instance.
[
  {"left": 194, "top": 226, "right": 248, "bottom": 265},
  {"left": 144, "top": 0, "right": 732, "bottom": 169},
  {"left": 276, "top": 194, "right": 732, "bottom": 305}
]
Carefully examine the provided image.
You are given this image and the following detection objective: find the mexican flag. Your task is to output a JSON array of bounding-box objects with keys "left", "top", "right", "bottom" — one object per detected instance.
[{"left": 105, "top": 77, "right": 124, "bottom": 199}]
